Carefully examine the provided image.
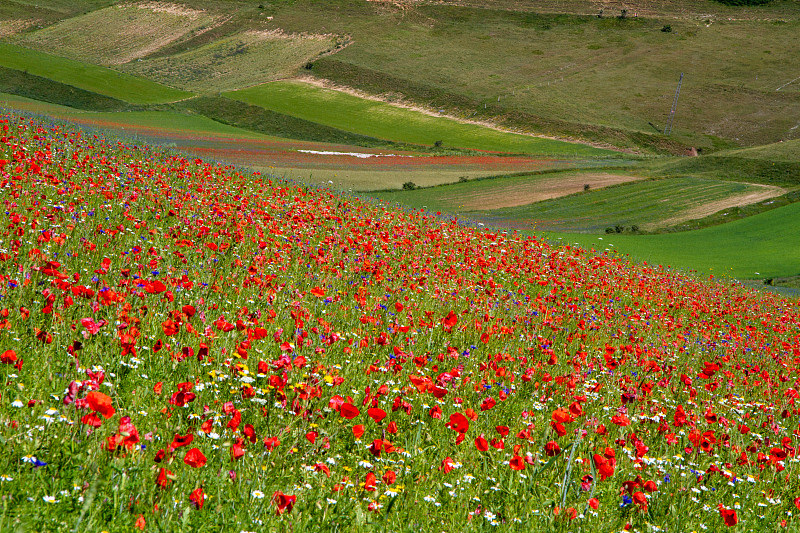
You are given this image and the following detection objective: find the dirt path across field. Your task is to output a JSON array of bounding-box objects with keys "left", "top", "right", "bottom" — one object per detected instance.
[{"left": 647, "top": 184, "right": 786, "bottom": 230}]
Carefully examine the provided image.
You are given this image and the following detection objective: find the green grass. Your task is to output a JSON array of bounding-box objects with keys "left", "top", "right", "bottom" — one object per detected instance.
[
  {"left": 714, "top": 139, "right": 800, "bottom": 162},
  {"left": 178, "top": 95, "right": 416, "bottom": 150},
  {"left": 545, "top": 200, "right": 800, "bottom": 279},
  {"left": 0, "top": 43, "right": 192, "bottom": 104},
  {"left": 0, "top": 66, "right": 130, "bottom": 111},
  {"left": 227, "top": 80, "right": 617, "bottom": 157},
  {"left": 269, "top": 0, "right": 800, "bottom": 150},
  {"left": 648, "top": 153, "right": 800, "bottom": 187},
  {"left": 485, "top": 176, "right": 780, "bottom": 233}
]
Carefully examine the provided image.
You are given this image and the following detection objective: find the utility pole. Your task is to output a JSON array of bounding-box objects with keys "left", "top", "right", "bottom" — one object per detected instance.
[{"left": 664, "top": 72, "right": 683, "bottom": 135}]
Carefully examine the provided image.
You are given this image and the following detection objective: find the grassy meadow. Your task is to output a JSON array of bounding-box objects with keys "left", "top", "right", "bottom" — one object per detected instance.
[
  {"left": 2, "top": 1, "right": 800, "bottom": 531},
  {"left": 546, "top": 199, "right": 800, "bottom": 279},
  {"left": 4, "top": 112, "right": 800, "bottom": 533},
  {"left": 0, "top": 43, "right": 192, "bottom": 105},
  {"left": 226, "top": 81, "right": 616, "bottom": 157}
]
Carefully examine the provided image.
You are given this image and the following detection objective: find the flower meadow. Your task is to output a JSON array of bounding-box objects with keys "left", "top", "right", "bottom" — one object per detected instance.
[{"left": 2, "top": 112, "right": 800, "bottom": 533}]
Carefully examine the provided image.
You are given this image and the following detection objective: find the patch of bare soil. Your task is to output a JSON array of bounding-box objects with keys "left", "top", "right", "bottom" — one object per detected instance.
[
  {"left": 448, "top": 172, "right": 643, "bottom": 211},
  {"left": 646, "top": 184, "right": 786, "bottom": 230}
]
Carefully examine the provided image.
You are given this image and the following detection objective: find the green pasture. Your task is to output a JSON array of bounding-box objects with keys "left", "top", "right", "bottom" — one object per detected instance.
[
  {"left": 715, "top": 139, "right": 800, "bottom": 163},
  {"left": 271, "top": 0, "right": 800, "bottom": 149},
  {"left": 484, "top": 176, "right": 782, "bottom": 233},
  {"left": 226, "top": 80, "right": 617, "bottom": 157},
  {"left": 545, "top": 200, "right": 800, "bottom": 279},
  {"left": 0, "top": 43, "right": 191, "bottom": 104}
]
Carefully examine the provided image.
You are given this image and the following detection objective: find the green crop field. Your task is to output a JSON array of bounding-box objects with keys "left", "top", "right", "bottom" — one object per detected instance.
[
  {"left": 125, "top": 31, "right": 343, "bottom": 92},
  {"left": 483, "top": 176, "right": 785, "bottom": 233},
  {"left": 546, "top": 200, "right": 800, "bottom": 279},
  {"left": 227, "top": 80, "right": 616, "bottom": 156},
  {"left": 0, "top": 43, "right": 192, "bottom": 104}
]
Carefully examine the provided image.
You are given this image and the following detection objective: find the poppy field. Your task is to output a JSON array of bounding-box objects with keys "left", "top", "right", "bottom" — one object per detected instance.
[{"left": 2, "top": 112, "right": 800, "bottom": 533}]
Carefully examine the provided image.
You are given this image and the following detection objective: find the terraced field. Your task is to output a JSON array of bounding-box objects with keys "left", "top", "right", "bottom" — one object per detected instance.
[
  {"left": 15, "top": 2, "right": 221, "bottom": 65},
  {"left": 125, "top": 30, "right": 344, "bottom": 92}
]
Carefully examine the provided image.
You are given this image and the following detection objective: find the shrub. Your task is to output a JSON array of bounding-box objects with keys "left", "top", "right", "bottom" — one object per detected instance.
[
  {"left": 661, "top": 25, "right": 672, "bottom": 33},
  {"left": 402, "top": 181, "right": 417, "bottom": 190}
]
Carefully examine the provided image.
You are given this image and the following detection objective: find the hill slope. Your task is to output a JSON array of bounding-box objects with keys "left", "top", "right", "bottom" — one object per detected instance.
[{"left": 2, "top": 110, "right": 800, "bottom": 531}]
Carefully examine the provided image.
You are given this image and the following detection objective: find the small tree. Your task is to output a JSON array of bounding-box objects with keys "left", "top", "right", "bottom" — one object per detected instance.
[{"left": 402, "top": 181, "right": 417, "bottom": 191}]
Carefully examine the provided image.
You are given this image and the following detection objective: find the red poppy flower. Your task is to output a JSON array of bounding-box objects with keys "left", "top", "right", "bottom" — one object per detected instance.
[
  {"left": 364, "top": 471, "right": 377, "bottom": 491},
  {"left": 340, "top": 403, "right": 360, "bottom": 419},
  {"left": 156, "top": 468, "right": 174, "bottom": 488},
  {"left": 1, "top": 349, "right": 18, "bottom": 364},
  {"left": 314, "top": 463, "right": 330, "bottom": 477},
  {"left": 593, "top": 454, "right": 615, "bottom": 480},
  {"left": 184, "top": 448, "right": 207, "bottom": 468},
  {"left": 509, "top": 455, "right": 526, "bottom": 471},
  {"left": 544, "top": 441, "right": 561, "bottom": 456},
  {"left": 367, "top": 407, "right": 387, "bottom": 423},
  {"left": 447, "top": 412, "right": 469, "bottom": 434},
  {"left": 189, "top": 487, "right": 205, "bottom": 510},
  {"left": 264, "top": 436, "right": 281, "bottom": 450},
  {"left": 441, "top": 457, "right": 455, "bottom": 473},
  {"left": 719, "top": 506, "right": 738, "bottom": 526},
  {"left": 272, "top": 491, "right": 296, "bottom": 515},
  {"left": 171, "top": 432, "right": 194, "bottom": 449},
  {"left": 382, "top": 470, "right": 396, "bottom": 485},
  {"left": 551, "top": 408, "right": 573, "bottom": 423},
  {"left": 475, "top": 435, "right": 489, "bottom": 452},
  {"left": 86, "top": 391, "right": 115, "bottom": 419},
  {"left": 81, "top": 412, "right": 103, "bottom": 427}
]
